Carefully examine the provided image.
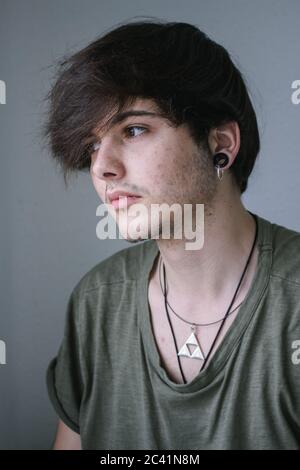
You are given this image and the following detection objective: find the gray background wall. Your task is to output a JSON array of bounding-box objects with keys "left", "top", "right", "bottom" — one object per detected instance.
[{"left": 0, "top": 0, "right": 299, "bottom": 449}]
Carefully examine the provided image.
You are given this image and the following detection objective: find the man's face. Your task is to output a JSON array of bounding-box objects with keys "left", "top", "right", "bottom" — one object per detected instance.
[{"left": 90, "top": 98, "right": 217, "bottom": 242}]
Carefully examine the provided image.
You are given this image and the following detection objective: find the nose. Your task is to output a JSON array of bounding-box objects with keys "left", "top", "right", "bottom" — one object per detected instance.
[{"left": 90, "top": 136, "right": 126, "bottom": 182}]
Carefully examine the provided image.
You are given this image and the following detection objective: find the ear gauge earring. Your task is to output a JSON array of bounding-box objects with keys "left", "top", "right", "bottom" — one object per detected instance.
[{"left": 213, "top": 152, "right": 229, "bottom": 181}]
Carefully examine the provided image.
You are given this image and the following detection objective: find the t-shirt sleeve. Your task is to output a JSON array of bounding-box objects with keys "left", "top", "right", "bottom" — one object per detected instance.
[{"left": 46, "top": 287, "right": 84, "bottom": 434}]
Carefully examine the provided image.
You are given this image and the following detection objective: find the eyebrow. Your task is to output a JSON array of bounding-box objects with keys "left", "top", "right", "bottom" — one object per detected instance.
[{"left": 93, "top": 110, "right": 163, "bottom": 137}]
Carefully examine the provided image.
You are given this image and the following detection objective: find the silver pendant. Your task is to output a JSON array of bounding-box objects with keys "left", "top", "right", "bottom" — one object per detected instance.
[
  {"left": 177, "top": 326, "right": 205, "bottom": 360},
  {"left": 217, "top": 167, "right": 224, "bottom": 180}
]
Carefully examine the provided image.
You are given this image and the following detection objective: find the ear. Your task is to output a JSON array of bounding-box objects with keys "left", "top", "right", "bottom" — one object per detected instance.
[{"left": 207, "top": 121, "right": 241, "bottom": 167}]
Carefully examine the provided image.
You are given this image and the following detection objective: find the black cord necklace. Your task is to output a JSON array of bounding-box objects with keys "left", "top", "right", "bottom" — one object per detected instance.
[
  {"left": 159, "top": 257, "right": 244, "bottom": 327},
  {"left": 161, "top": 213, "right": 258, "bottom": 384}
]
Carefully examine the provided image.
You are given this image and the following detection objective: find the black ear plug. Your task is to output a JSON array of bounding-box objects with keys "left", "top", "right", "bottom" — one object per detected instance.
[{"left": 213, "top": 152, "right": 229, "bottom": 168}]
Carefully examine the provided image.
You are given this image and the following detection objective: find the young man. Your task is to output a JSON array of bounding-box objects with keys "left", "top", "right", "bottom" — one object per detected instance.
[{"left": 44, "top": 20, "right": 300, "bottom": 450}]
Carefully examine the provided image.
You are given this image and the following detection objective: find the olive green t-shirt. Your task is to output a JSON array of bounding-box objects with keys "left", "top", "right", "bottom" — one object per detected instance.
[{"left": 46, "top": 212, "right": 300, "bottom": 449}]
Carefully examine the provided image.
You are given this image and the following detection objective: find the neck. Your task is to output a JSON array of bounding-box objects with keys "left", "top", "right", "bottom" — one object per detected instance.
[{"left": 153, "top": 194, "right": 258, "bottom": 323}]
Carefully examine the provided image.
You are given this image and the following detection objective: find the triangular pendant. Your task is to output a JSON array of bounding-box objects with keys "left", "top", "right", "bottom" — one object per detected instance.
[{"left": 177, "top": 331, "right": 205, "bottom": 361}]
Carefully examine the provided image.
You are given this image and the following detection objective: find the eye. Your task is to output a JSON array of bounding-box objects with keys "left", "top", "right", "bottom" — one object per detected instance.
[
  {"left": 90, "top": 125, "right": 147, "bottom": 154},
  {"left": 124, "top": 125, "right": 147, "bottom": 138},
  {"left": 92, "top": 141, "right": 101, "bottom": 153}
]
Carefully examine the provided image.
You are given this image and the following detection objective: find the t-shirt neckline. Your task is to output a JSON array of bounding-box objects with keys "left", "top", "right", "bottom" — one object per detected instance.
[{"left": 138, "top": 211, "right": 273, "bottom": 392}]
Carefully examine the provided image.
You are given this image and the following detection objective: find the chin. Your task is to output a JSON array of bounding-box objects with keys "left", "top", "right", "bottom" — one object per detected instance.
[{"left": 117, "top": 218, "right": 161, "bottom": 242}]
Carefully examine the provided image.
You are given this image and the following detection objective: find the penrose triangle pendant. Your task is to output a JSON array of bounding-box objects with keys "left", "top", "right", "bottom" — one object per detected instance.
[{"left": 177, "top": 324, "right": 205, "bottom": 360}]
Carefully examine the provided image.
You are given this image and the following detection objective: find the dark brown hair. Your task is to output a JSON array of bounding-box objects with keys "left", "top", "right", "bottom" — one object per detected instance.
[{"left": 42, "top": 18, "right": 260, "bottom": 193}]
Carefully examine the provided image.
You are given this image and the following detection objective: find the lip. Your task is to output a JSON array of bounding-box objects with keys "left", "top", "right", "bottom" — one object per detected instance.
[
  {"left": 110, "top": 196, "right": 142, "bottom": 210},
  {"left": 107, "top": 191, "right": 142, "bottom": 210}
]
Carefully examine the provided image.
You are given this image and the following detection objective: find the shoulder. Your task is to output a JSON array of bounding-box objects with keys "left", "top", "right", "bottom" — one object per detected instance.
[
  {"left": 72, "top": 239, "right": 158, "bottom": 298},
  {"left": 64, "top": 239, "right": 158, "bottom": 345},
  {"left": 269, "top": 219, "right": 300, "bottom": 285}
]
